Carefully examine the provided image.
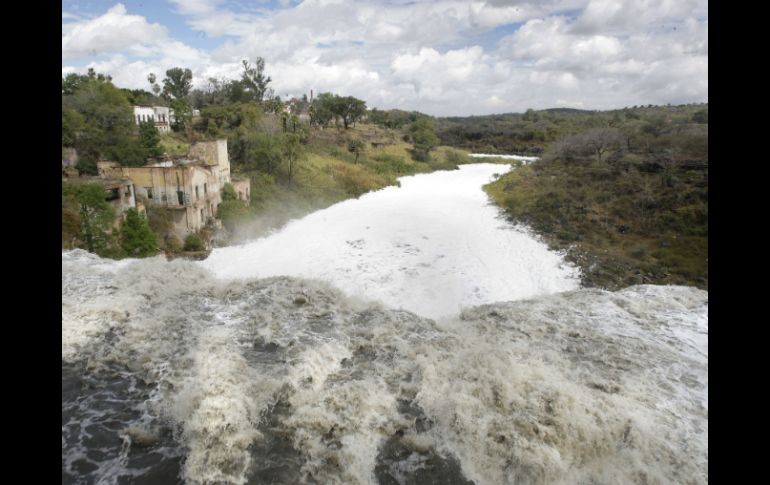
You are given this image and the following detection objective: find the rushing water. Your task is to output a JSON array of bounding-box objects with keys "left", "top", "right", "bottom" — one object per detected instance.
[
  {"left": 202, "top": 164, "right": 580, "bottom": 320},
  {"left": 62, "top": 164, "right": 708, "bottom": 484}
]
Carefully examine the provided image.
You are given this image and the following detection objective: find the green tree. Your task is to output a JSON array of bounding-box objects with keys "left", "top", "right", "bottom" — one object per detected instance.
[
  {"left": 310, "top": 92, "right": 337, "bottom": 128},
  {"left": 62, "top": 108, "right": 86, "bottom": 147},
  {"left": 327, "top": 95, "right": 366, "bottom": 129},
  {"left": 61, "top": 71, "right": 139, "bottom": 172},
  {"left": 408, "top": 117, "right": 439, "bottom": 161},
  {"left": 139, "top": 120, "right": 163, "bottom": 157},
  {"left": 104, "top": 134, "right": 149, "bottom": 167},
  {"left": 62, "top": 183, "right": 118, "bottom": 255},
  {"left": 249, "top": 133, "right": 283, "bottom": 173},
  {"left": 120, "top": 208, "right": 159, "bottom": 257},
  {"left": 163, "top": 68, "right": 193, "bottom": 131},
  {"left": 241, "top": 58, "right": 272, "bottom": 103},
  {"left": 162, "top": 67, "right": 193, "bottom": 100}
]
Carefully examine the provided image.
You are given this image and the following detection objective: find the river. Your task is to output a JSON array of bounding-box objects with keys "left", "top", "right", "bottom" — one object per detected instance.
[
  {"left": 202, "top": 163, "right": 579, "bottom": 320},
  {"left": 62, "top": 162, "right": 708, "bottom": 484}
]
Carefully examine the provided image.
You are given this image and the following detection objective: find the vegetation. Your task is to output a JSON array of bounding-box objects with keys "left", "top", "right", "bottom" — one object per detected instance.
[
  {"left": 120, "top": 208, "right": 159, "bottom": 257},
  {"left": 183, "top": 233, "right": 206, "bottom": 252},
  {"left": 62, "top": 183, "right": 120, "bottom": 256},
  {"left": 435, "top": 104, "right": 709, "bottom": 156},
  {"left": 407, "top": 117, "right": 440, "bottom": 161},
  {"left": 63, "top": 60, "right": 706, "bottom": 289},
  {"left": 483, "top": 104, "right": 708, "bottom": 290}
]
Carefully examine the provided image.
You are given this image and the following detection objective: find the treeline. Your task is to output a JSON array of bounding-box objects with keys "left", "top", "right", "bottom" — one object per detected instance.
[{"left": 435, "top": 104, "right": 709, "bottom": 155}]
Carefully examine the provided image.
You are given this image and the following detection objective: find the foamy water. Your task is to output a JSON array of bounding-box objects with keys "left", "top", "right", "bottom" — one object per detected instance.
[
  {"left": 62, "top": 163, "right": 707, "bottom": 484},
  {"left": 62, "top": 251, "right": 708, "bottom": 484},
  {"left": 202, "top": 164, "right": 580, "bottom": 319}
]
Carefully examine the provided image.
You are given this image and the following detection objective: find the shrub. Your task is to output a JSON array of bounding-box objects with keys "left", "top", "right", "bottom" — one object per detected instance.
[{"left": 184, "top": 233, "right": 205, "bottom": 251}]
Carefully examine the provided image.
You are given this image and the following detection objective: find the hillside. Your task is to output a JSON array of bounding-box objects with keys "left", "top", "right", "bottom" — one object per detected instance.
[{"left": 435, "top": 103, "right": 708, "bottom": 155}]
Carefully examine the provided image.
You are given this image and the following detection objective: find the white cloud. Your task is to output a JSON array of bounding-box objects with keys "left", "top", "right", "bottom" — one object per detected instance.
[
  {"left": 62, "top": 4, "right": 168, "bottom": 60},
  {"left": 572, "top": 0, "right": 705, "bottom": 34},
  {"left": 62, "top": 1, "right": 708, "bottom": 115}
]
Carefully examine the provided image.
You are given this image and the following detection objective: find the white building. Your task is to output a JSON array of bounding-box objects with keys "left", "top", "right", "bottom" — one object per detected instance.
[{"left": 133, "top": 105, "right": 173, "bottom": 133}]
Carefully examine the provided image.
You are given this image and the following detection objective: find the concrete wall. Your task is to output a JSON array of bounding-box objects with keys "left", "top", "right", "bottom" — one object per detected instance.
[
  {"left": 232, "top": 179, "right": 251, "bottom": 205},
  {"left": 189, "top": 139, "right": 230, "bottom": 183}
]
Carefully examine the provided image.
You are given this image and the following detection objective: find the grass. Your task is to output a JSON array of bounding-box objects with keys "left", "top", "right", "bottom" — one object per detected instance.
[{"left": 159, "top": 133, "right": 190, "bottom": 157}]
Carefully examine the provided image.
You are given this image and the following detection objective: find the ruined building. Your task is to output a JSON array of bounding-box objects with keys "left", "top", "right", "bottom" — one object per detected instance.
[{"left": 97, "top": 139, "right": 250, "bottom": 240}]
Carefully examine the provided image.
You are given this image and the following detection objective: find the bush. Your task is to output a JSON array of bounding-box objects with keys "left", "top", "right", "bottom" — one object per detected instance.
[{"left": 184, "top": 233, "right": 205, "bottom": 251}]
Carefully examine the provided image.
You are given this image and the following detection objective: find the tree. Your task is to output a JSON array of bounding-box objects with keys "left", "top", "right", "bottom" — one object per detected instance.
[
  {"left": 61, "top": 71, "right": 139, "bottom": 172},
  {"left": 241, "top": 58, "right": 272, "bottom": 103},
  {"left": 139, "top": 120, "right": 163, "bottom": 157},
  {"left": 62, "top": 108, "right": 86, "bottom": 147},
  {"left": 329, "top": 95, "right": 366, "bottom": 129},
  {"left": 348, "top": 139, "right": 365, "bottom": 163},
  {"left": 408, "top": 117, "right": 439, "bottom": 161},
  {"left": 309, "top": 93, "right": 335, "bottom": 128},
  {"left": 62, "top": 183, "right": 118, "bottom": 255},
  {"left": 121, "top": 208, "right": 159, "bottom": 257},
  {"left": 249, "top": 133, "right": 283, "bottom": 173},
  {"left": 163, "top": 68, "right": 193, "bottom": 131},
  {"left": 162, "top": 68, "right": 193, "bottom": 100},
  {"left": 580, "top": 128, "right": 624, "bottom": 164},
  {"left": 104, "top": 134, "right": 150, "bottom": 167},
  {"left": 62, "top": 69, "right": 112, "bottom": 95},
  {"left": 549, "top": 128, "right": 623, "bottom": 164}
]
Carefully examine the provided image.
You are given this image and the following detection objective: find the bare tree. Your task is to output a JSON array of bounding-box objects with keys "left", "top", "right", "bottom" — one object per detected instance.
[{"left": 549, "top": 128, "right": 623, "bottom": 164}]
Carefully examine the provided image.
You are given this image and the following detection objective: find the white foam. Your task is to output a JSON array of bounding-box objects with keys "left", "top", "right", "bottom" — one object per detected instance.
[
  {"left": 469, "top": 153, "right": 540, "bottom": 163},
  {"left": 62, "top": 251, "right": 708, "bottom": 484},
  {"left": 202, "top": 164, "right": 580, "bottom": 320}
]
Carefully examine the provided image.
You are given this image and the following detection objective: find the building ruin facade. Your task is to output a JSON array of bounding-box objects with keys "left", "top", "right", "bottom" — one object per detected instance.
[{"left": 97, "top": 139, "right": 250, "bottom": 241}]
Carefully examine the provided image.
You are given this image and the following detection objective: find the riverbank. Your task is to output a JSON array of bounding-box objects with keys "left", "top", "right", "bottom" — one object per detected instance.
[{"left": 484, "top": 158, "right": 708, "bottom": 291}]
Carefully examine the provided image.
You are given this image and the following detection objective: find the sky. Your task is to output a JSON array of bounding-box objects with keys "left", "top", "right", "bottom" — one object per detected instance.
[{"left": 62, "top": 0, "right": 708, "bottom": 117}]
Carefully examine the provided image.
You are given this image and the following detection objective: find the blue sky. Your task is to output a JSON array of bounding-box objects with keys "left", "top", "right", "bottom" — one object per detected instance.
[{"left": 62, "top": 0, "right": 708, "bottom": 116}]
